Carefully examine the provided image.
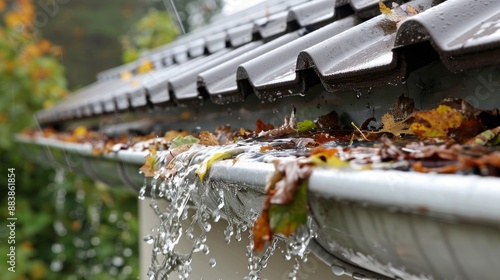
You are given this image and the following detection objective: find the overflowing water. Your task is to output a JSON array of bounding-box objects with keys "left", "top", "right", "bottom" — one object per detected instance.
[{"left": 140, "top": 142, "right": 316, "bottom": 279}]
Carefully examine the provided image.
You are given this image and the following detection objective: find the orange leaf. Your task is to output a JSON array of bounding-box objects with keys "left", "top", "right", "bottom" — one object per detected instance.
[
  {"left": 252, "top": 210, "right": 272, "bottom": 252},
  {"left": 255, "top": 119, "right": 274, "bottom": 134},
  {"left": 198, "top": 131, "right": 219, "bottom": 146}
]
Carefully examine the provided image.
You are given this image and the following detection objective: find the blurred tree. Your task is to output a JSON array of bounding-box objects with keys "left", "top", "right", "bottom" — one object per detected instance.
[
  {"left": 165, "top": 0, "right": 224, "bottom": 32},
  {"left": 0, "top": 1, "right": 139, "bottom": 279},
  {"left": 36, "top": 0, "right": 152, "bottom": 89},
  {"left": 37, "top": 0, "right": 224, "bottom": 89},
  {"left": 121, "top": 8, "right": 179, "bottom": 63}
]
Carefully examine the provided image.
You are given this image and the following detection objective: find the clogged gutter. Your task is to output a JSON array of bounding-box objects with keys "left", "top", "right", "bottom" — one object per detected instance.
[{"left": 22, "top": 95, "right": 500, "bottom": 279}]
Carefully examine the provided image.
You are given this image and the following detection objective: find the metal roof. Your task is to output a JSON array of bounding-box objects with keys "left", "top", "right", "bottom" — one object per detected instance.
[{"left": 36, "top": 0, "right": 500, "bottom": 124}]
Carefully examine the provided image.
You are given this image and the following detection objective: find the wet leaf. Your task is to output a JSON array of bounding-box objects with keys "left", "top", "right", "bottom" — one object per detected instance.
[
  {"left": 450, "top": 118, "right": 487, "bottom": 144},
  {"left": 260, "top": 144, "right": 273, "bottom": 152},
  {"left": 171, "top": 135, "right": 199, "bottom": 148},
  {"left": 388, "top": 95, "right": 415, "bottom": 120},
  {"left": 309, "top": 148, "right": 346, "bottom": 167},
  {"left": 269, "top": 160, "right": 313, "bottom": 204},
  {"left": 313, "top": 133, "right": 336, "bottom": 144},
  {"left": 379, "top": 113, "right": 413, "bottom": 137},
  {"left": 164, "top": 130, "right": 189, "bottom": 141},
  {"left": 139, "top": 150, "right": 159, "bottom": 177},
  {"left": 196, "top": 151, "right": 234, "bottom": 181},
  {"left": 379, "top": 1, "right": 397, "bottom": 21},
  {"left": 379, "top": 1, "right": 418, "bottom": 25},
  {"left": 253, "top": 210, "right": 271, "bottom": 252},
  {"left": 316, "top": 110, "right": 338, "bottom": 130},
  {"left": 257, "top": 108, "right": 298, "bottom": 140},
  {"left": 297, "top": 120, "right": 317, "bottom": 133},
  {"left": 253, "top": 159, "right": 313, "bottom": 251},
  {"left": 198, "top": 131, "right": 219, "bottom": 146},
  {"left": 268, "top": 180, "right": 308, "bottom": 237},
  {"left": 466, "top": 126, "right": 500, "bottom": 146},
  {"left": 255, "top": 119, "right": 274, "bottom": 134},
  {"left": 411, "top": 105, "right": 464, "bottom": 139}
]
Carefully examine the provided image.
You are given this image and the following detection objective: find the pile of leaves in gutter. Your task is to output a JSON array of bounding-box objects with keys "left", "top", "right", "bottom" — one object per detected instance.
[
  {"left": 253, "top": 96, "right": 500, "bottom": 251},
  {"left": 24, "top": 96, "right": 500, "bottom": 252}
]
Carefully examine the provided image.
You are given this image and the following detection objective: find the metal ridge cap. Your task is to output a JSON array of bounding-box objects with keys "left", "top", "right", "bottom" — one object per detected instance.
[{"left": 309, "top": 168, "right": 500, "bottom": 224}]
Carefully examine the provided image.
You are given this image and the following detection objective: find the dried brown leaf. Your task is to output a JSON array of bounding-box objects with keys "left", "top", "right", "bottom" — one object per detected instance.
[
  {"left": 198, "top": 131, "right": 219, "bottom": 146},
  {"left": 379, "top": 113, "right": 413, "bottom": 137}
]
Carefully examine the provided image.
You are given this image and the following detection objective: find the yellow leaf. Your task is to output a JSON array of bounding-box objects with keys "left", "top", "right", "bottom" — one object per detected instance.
[
  {"left": 137, "top": 59, "right": 154, "bottom": 74},
  {"left": 196, "top": 151, "right": 233, "bottom": 181},
  {"left": 120, "top": 70, "right": 132, "bottom": 80},
  {"left": 73, "top": 126, "right": 88, "bottom": 138},
  {"left": 379, "top": 1, "right": 418, "bottom": 25},
  {"left": 309, "top": 149, "right": 347, "bottom": 167},
  {"left": 411, "top": 105, "right": 464, "bottom": 139},
  {"left": 379, "top": 0, "right": 394, "bottom": 18},
  {"left": 139, "top": 150, "right": 158, "bottom": 177}
]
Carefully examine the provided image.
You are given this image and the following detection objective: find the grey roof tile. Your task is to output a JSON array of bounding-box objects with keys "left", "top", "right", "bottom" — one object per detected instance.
[
  {"left": 200, "top": 33, "right": 301, "bottom": 104},
  {"left": 235, "top": 16, "right": 360, "bottom": 99},
  {"left": 37, "top": 0, "right": 500, "bottom": 124},
  {"left": 396, "top": 0, "right": 500, "bottom": 71}
]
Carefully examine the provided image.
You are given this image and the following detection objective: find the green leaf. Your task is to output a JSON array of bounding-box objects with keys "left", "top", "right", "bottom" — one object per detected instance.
[
  {"left": 297, "top": 120, "right": 317, "bottom": 133},
  {"left": 196, "top": 151, "right": 233, "bottom": 182},
  {"left": 171, "top": 135, "right": 199, "bottom": 148},
  {"left": 268, "top": 180, "right": 308, "bottom": 237}
]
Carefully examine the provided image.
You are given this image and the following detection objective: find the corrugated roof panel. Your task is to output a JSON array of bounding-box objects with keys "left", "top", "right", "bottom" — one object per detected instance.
[
  {"left": 38, "top": 0, "right": 500, "bottom": 125},
  {"left": 287, "top": 0, "right": 336, "bottom": 27},
  {"left": 205, "top": 32, "right": 227, "bottom": 53},
  {"left": 198, "top": 32, "right": 301, "bottom": 104},
  {"left": 254, "top": 10, "right": 290, "bottom": 38},
  {"left": 145, "top": 50, "right": 232, "bottom": 106},
  {"left": 226, "top": 23, "right": 255, "bottom": 47},
  {"left": 187, "top": 37, "right": 207, "bottom": 58},
  {"left": 37, "top": 79, "right": 125, "bottom": 122},
  {"left": 140, "top": 0, "right": 303, "bottom": 57},
  {"left": 98, "top": 0, "right": 335, "bottom": 79},
  {"left": 350, "top": 0, "right": 379, "bottom": 12},
  {"left": 235, "top": 16, "right": 360, "bottom": 100},
  {"left": 396, "top": 0, "right": 500, "bottom": 71},
  {"left": 196, "top": 41, "right": 264, "bottom": 103},
  {"left": 297, "top": 0, "right": 433, "bottom": 92},
  {"left": 170, "top": 42, "right": 264, "bottom": 105},
  {"left": 129, "top": 86, "right": 149, "bottom": 108}
]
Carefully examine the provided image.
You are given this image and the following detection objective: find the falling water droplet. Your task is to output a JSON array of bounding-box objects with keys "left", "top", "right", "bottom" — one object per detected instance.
[
  {"left": 209, "top": 258, "right": 217, "bottom": 268},
  {"left": 356, "top": 91, "right": 362, "bottom": 99},
  {"left": 143, "top": 235, "right": 154, "bottom": 244},
  {"left": 331, "top": 265, "right": 345, "bottom": 276},
  {"left": 204, "top": 223, "right": 212, "bottom": 232}
]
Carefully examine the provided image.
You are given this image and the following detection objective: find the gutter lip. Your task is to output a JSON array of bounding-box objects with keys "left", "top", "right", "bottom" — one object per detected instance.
[{"left": 16, "top": 134, "right": 500, "bottom": 224}]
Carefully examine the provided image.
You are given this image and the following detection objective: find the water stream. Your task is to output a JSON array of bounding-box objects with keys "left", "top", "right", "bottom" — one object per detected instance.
[{"left": 140, "top": 142, "right": 315, "bottom": 279}]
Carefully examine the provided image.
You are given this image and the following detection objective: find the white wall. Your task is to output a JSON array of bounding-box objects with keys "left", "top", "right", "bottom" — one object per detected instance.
[{"left": 139, "top": 198, "right": 349, "bottom": 280}]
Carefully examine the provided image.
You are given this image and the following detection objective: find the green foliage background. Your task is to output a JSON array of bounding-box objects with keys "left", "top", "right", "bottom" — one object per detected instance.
[{"left": 0, "top": 0, "right": 223, "bottom": 279}]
